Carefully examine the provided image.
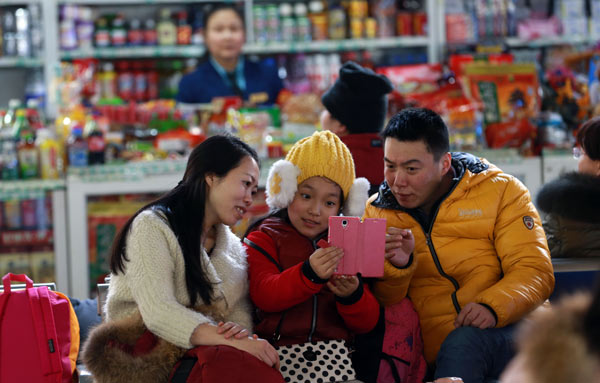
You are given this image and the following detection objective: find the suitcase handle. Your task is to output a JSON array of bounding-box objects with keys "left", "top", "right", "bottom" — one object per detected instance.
[{"left": 2, "top": 273, "right": 34, "bottom": 293}]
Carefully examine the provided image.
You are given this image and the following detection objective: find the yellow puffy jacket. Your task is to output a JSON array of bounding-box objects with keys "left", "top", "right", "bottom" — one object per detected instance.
[{"left": 364, "top": 153, "right": 554, "bottom": 363}]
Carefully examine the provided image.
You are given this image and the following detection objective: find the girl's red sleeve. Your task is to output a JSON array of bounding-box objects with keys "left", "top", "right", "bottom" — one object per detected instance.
[
  {"left": 244, "top": 231, "right": 324, "bottom": 312},
  {"left": 336, "top": 282, "right": 380, "bottom": 334}
]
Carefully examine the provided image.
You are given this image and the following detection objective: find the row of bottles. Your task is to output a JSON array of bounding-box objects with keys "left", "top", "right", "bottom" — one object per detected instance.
[
  {"left": 60, "top": 5, "right": 204, "bottom": 50},
  {"left": 253, "top": 0, "right": 427, "bottom": 44},
  {"left": 0, "top": 5, "right": 43, "bottom": 58},
  {"left": 0, "top": 98, "right": 110, "bottom": 181}
]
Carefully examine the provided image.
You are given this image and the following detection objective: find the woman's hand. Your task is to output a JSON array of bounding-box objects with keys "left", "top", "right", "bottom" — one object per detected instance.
[
  {"left": 309, "top": 246, "right": 343, "bottom": 280},
  {"left": 190, "top": 323, "right": 279, "bottom": 368},
  {"left": 217, "top": 321, "right": 251, "bottom": 339},
  {"left": 385, "top": 227, "right": 414, "bottom": 267},
  {"left": 234, "top": 336, "right": 280, "bottom": 369},
  {"left": 327, "top": 275, "right": 359, "bottom": 298}
]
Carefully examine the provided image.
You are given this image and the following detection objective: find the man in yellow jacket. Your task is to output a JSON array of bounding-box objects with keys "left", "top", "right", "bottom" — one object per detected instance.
[{"left": 364, "top": 108, "right": 554, "bottom": 383}]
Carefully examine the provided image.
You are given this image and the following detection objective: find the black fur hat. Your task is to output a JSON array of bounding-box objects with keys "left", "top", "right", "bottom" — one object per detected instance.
[{"left": 321, "top": 61, "right": 393, "bottom": 134}]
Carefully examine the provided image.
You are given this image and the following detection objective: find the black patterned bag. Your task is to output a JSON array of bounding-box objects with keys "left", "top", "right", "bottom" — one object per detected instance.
[{"left": 276, "top": 340, "right": 356, "bottom": 383}]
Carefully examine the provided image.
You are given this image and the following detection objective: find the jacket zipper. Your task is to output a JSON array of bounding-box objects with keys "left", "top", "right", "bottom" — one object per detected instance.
[
  {"left": 412, "top": 173, "right": 464, "bottom": 315},
  {"left": 308, "top": 295, "right": 318, "bottom": 342},
  {"left": 307, "top": 237, "right": 323, "bottom": 342}
]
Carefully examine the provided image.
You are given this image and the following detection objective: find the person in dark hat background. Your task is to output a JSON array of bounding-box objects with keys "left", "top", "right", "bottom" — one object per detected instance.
[{"left": 321, "top": 61, "right": 394, "bottom": 196}]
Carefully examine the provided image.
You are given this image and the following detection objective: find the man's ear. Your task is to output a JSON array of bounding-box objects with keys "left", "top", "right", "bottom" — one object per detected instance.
[
  {"left": 440, "top": 152, "right": 452, "bottom": 175},
  {"left": 595, "top": 160, "right": 600, "bottom": 177}
]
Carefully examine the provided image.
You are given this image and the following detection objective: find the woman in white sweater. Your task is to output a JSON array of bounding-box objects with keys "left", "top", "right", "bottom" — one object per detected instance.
[{"left": 83, "top": 135, "right": 282, "bottom": 383}]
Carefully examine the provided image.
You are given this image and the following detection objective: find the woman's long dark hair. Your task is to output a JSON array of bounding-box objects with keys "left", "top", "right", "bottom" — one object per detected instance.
[{"left": 109, "top": 134, "right": 258, "bottom": 306}]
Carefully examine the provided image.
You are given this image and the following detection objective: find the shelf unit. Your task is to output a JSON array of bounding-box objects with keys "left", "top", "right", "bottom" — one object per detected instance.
[
  {"left": 0, "top": 0, "right": 442, "bottom": 117},
  {"left": 0, "top": 179, "right": 69, "bottom": 292},
  {"left": 67, "top": 169, "right": 182, "bottom": 300},
  {"left": 0, "top": 57, "right": 43, "bottom": 68}
]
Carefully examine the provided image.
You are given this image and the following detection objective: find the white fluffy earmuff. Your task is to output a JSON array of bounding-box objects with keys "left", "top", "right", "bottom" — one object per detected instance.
[
  {"left": 342, "top": 177, "right": 370, "bottom": 217},
  {"left": 265, "top": 159, "right": 301, "bottom": 210}
]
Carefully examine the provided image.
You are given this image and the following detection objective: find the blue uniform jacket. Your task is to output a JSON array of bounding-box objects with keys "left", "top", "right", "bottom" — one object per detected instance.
[{"left": 176, "top": 58, "right": 283, "bottom": 105}]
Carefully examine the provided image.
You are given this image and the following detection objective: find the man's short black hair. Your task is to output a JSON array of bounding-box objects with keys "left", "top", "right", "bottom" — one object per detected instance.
[{"left": 381, "top": 108, "right": 450, "bottom": 160}]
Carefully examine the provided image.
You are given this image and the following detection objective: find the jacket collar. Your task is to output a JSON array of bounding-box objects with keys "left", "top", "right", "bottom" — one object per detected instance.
[{"left": 371, "top": 152, "right": 487, "bottom": 211}]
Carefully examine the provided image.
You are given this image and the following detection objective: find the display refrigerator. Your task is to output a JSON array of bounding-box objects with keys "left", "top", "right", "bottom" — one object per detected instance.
[{"left": 0, "top": 179, "right": 68, "bottom": 291}]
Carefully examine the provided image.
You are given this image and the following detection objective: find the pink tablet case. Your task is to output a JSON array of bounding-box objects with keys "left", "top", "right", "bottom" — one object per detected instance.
[{"left": 327, "top": 216, "right": 386, "bottom": 277}]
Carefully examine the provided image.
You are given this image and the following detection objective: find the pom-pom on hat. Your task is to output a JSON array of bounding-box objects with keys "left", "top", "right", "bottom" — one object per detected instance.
[
  {"left": 266, "top": 130, "right": 369, "bottom": 216},
  {"left": 321, "top": 61, "right": 393, "bottom": 134}
]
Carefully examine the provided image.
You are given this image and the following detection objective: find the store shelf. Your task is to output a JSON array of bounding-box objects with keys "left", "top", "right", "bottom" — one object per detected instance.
[
  {"left": 505, "top": 35, "right": 596, "bottom": 48},
  {"left": 552, "top": 258, "right": 600, "bottom": 272},
  {"left": 0, "top": 179, "right": 66, "bottom": 201},
  {"left": 0, "top": 0, "right": 42, "bottom": 5},
  {"left": 1, "top": 229, "right": 54, "bottom": 248},
  {"left": 0, "top": 57, "right": 44, "bottom": 68},
  {"left": 58, "top": 0, "right": 213, "bottom": 4},
  {"left": 60, "top": 45, "right": 205, "bottom": 60},
  {"left": 244, "top": 36, "right": 430, "bottom": 54}
]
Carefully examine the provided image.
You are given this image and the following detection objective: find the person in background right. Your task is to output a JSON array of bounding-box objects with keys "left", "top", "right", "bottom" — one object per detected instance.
[
  {"left": 320, "top": 61, "right": 394, "bottom": 196},
  {"left": 500, "top": 282, "right": 600, "bottom": 383},
  {"left": 536, "top": 116, "right": 600, "bottom": 257}
]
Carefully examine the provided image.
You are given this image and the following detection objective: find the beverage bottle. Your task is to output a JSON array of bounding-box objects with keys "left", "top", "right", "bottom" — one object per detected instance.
[
  {"left": 167, "top": 60, "right": 184, "bottom": 99},
  {"left": 26, "top": 99, "right": 44, "bottom": 129},
  {"left": 15, "top": 8, "right": 31, "bottom": 57},
  {"left": 21, "top": 198, "right": 37, "bottom": 229},
  {"left": 100, "top": 62, "right": 117, "bottom": 99},
  {"left": 128, "top": 18, "right": 143, "bottom": 46},
  {"left": 85, "top": 117, "right": 105, "bottom": 165},
  {"left": 1, "top": 140, "right": 19, "bottom": 180},
  {"left": 4, "top": 99, "right": 22, "bottom": 128},
  {"left": 328, "top": 0, "right": 347, "bottom": 40},
  {"left": 146, "top": 60, "right": 159, "bottom": 100},
  {"left": 144, "top": 18, "right": 158, "bottom": 45},
  {"left": 116, "top": 60, "right": 133, "bottom": 102},
  {"left": 132, "top": 61, "right": 147, "bottom": 102},
  {"left": 36, "top": 128, "right": 63, "bottom": 179},
  {"left": 157, "top": 8, "right": 177, "bottom": 45},
  {"left": 4, "top": 199, "right": 22, "bottom": 229},
  {"left": 67, "top": 126, "right": 88, "bottom": 167},
  {"left": 176, "top": 11, "right": 192, "bottom": 45},
  {"left": 25, "top": 69, "right": 46, "bottom": 111},
  {"left": 17, "top": 131, "right": 39, "bottom": 179},
  {"left": 94, "top": 17, "right": 110, "bottom": 47},
  {"left": 29, "top": 4, "right": 43, "bottom": 57},
  {"left": 12, "top": 108, "right": 32, "bottom": 140},
  {"left": 308, "top": 0, "right": 328, "bottom": 41},
  {"left": 111, "top": 14, "right": 128, "bottom": 47},
  {"left": 2, "top": 8, "right": 17, "bottom": 56}
]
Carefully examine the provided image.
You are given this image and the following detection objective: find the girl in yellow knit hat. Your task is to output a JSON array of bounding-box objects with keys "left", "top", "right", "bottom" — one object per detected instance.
[{"left": 242, "top": 130, "right": 382, "bottom": 382}]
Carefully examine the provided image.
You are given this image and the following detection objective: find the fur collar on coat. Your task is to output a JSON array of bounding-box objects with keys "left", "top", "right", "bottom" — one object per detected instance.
[
  {"left": 82, "top": 313, "right": 186, "bottom": 383},
  {"left": 536, "top": 172, "right": 600, "bottom": 223}
]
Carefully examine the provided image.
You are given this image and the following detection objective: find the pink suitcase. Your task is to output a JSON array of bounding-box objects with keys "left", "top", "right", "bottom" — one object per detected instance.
[{"left": 327, "top": 216, "right": 386, "bottom": 277}]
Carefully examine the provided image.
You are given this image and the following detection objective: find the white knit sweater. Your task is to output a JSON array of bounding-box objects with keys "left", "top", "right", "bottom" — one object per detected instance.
[{"left": 104, "top": 210, "right": 253, "bottom": 349}]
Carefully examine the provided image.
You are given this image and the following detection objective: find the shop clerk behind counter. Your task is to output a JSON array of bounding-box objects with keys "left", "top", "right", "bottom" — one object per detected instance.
[{"left": 177, "top": 4, "right": 283, "bottom": 106}]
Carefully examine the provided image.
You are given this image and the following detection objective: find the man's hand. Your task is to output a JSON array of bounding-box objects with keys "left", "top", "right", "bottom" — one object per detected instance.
[
  {"left": 454, "top": 302, "right": 496, "bottom": 329},
  {"left": 385, "top": 227, "right": 414, "bottom": 267},
  {"left": 327, "top": 275, "right": 359, "bottom": 297},
  {"left": 309, "top": 246, "right": 343, "bottom": 280}
]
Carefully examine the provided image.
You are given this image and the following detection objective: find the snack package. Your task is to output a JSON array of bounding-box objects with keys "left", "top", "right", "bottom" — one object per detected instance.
[{"left": 462, "top": 62, "right": 539, "bottom": 124}]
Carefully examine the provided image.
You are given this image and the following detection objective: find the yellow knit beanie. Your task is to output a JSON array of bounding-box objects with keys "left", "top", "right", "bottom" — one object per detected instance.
[
  {"left": 286, "top": 130, "right": 355, "bottom": 199},
  {"left": 266, "top": 130, "right": 370, "bottom": 216}
]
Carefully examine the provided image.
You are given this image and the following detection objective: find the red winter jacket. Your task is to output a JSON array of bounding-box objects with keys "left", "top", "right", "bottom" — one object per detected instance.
[
  {"left": 341, "top": 133, "right": 384, "bottom": 193},
  {"left": 244, "top": 217, "right": 380, "bottom": 346}
]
